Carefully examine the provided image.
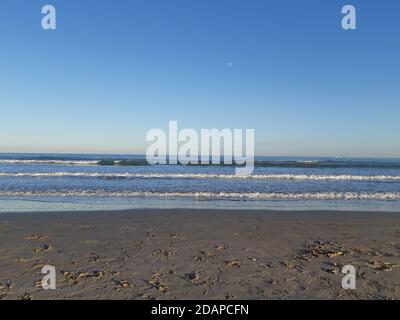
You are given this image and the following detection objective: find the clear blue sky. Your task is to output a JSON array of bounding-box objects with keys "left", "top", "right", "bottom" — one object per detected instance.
[{"left": 0, "top": 0, "right": 399, "bottom": 157}]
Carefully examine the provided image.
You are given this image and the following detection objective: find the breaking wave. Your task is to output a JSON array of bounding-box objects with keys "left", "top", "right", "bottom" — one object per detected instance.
[
  {"left": 1, "top": 172, "right": 400, "bottom": 182},
  {"left": 2, "top": 158, "right": 400, "bottom": 169},
  {"left": 1, "top": 190, "right": 400, "bottom": 200}
]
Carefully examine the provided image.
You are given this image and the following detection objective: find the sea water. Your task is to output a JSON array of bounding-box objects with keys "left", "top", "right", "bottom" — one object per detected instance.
[{"left": 0, "top": 153, "right": 400, "bottom": 212}]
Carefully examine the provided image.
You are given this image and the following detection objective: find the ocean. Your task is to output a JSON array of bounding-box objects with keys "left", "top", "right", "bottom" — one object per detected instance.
[{"left": 0, "top": 153, "right": 400, "bottom": 212}]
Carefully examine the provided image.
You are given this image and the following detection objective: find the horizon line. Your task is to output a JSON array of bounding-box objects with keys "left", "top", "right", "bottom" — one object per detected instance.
[{"left": 0, "top": 151, "right": 400, "bottom": 160}]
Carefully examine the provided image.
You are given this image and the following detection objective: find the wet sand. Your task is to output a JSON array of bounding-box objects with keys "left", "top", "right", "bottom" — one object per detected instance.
[{"left": 1, "top": 209, "right": 400, "bottom": 300}]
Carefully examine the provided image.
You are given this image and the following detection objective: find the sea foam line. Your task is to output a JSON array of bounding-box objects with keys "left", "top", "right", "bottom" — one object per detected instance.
[
  {"left": 1, "top": 159, "right": 400, "bottom": 169},
  {"left": 1, "top": 172, "right": 400, "bottom": 181},
  {"left": 1, "top": 191, "right": 400, "bottom": 200}
]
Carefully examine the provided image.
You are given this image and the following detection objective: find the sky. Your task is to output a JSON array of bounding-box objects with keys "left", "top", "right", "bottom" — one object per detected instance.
[{"left": 0, "top": 0, "right": 399, "bottom": 157}]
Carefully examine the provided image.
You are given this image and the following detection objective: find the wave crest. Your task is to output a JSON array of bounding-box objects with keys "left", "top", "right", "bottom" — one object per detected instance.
[
  {"left": 1, "top": 190, "right": 400, "bottom": 201},
  {"left": 1, "top": 172, "right": 400, "bottom": 182}
]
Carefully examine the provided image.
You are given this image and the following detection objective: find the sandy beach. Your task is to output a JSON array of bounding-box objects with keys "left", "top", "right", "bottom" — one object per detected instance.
[{"left": 0, "top": 209, "right": 400, "bottom": 300}]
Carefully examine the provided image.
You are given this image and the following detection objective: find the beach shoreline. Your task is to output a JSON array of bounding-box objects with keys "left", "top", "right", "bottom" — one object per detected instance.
[{"left": 1, "top": 209, "right": 400, "bottom": 300}]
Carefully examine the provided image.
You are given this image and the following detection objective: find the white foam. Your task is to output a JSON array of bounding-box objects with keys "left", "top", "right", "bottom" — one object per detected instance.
[
  {"left": 1, "top": 190, "right": 400, "bottom": 201},
  {"left": 1, "top": 172, "right": 400, "bottom": 181}
]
